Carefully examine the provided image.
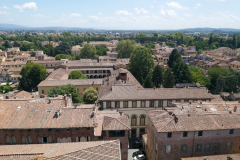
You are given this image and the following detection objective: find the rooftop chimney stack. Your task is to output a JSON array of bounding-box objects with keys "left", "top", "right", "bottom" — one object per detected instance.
[
  {"left": 119, "top": 111, "right": 123, "bottom": 116},
  {"left": 234, "top": 106, "right": 237, "bottom": 112}
]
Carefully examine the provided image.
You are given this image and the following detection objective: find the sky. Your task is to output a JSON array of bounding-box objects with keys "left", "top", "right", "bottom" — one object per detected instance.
[{"left": 0, "top": 0, "right": 239, "bottom": 30}]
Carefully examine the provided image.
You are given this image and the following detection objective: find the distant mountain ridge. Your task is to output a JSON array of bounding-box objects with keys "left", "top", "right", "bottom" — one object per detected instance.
[{"left": 0, "top": 24, "right": 239, "bottom": 32}]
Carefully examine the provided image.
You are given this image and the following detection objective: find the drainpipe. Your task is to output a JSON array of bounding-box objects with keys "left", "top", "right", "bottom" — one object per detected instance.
[{"left": 191, "top": 131, "right": 196, "bottom": 157}]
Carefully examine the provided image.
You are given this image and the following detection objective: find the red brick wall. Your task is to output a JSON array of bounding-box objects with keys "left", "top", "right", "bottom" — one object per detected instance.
[{"left": 154, "top": 129, "right": 240, "bottom": 160}]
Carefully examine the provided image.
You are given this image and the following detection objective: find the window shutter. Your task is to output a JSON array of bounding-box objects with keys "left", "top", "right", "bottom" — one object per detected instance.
[
  {"left": 28, "top": 136, "right": 32, "bottom": 144},
  {"left": 12, "top": 137, "right": 16, "bottom": 144},
  {"left": 37, "top": 137, "right": 42, "bottom": 143},
  {"left": 48, "top": 136, "right": 52, "bottom": 143},
  {"left": 67, "top": 137, "right": 71, "bottom": 142},
  {"left": 57, "top": 138, "right": 61, "bottom": 143},
  {"left": 6, "top": 136, "right": 10, "bottom": 144},
  {"left": 22, "top": 136, "right": 25, "bottom": 144}
]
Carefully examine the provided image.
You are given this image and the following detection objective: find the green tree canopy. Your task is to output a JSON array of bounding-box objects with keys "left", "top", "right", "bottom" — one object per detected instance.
[
  {"left": 82, "top": 87, "right": 98, "bottom": 104},
  {"left": 172, "top": 58, "right": 193, "bottom": 83},
  {"left": 129, "top": 47, "right": 155, "bottom": 85},
  {"left": 2, "top": 41, "right": 12, "bottom": 48},
  {"left": 29, "top": 51, "right": 36, "bottom": 57},
  {"left": 19, "top": 62, "right": 48, "bottom": 91},
  {"left": 152, "top": 65, "right": 163, "bottom": 88},
  {"left": 95, "top": 44, "right": 109, "bottom": 56},
  {"left": 189, "top": 65, "right": 210, "bottom": 88},
  {"left": 116, "top": 40, "right": 136, "bottom": 58},
  {"left": 55, "top": 54, "right": 75, "bottom": 60},
  {"left": 163, "top": 68, "right": 175, "bottom": 88},
  {"left": 48, "top": 84, "right": 83, "bottom": 103},
  {"left": 55, "top": 41, "right": 72, "bottom": 55},
  {"left": 208, "top": 68, "right": 229, "bottom": 91},
  {"left": 167, "top": 49, "right": 181, "bottom": 68},
  {"left": 68, "top": 70, "right": 87, "bottom": 79},
  {"left": 80, "top": 43, "right": 97, "bottom": 59},
  {"left": 144, "top": 73, "right": 154, "bottom": 88}
]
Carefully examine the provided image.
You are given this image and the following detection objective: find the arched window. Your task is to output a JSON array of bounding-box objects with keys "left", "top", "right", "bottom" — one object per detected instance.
[
  {"left": 140, "top": 115, "right": 146, "bottom": 125},
  {"left": 131, "top": 115, "right": 137, "bottom": 126},
  {"left": 22, "top": 135, "right": 32, "bottom": 144}
]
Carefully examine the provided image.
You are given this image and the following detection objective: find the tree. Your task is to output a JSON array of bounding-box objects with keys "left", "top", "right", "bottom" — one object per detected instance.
[
  {"left": 0, "top": 46, "right": 5, "bottom": 51},
  {"left": 2, "top": 41, "right": 12, "bottom": 48},
  {"left": 232, "top": 34, "right": 236, "bottom": 49},
  {"left": 152, "top": 65, "right": 163, "bottom": 88},
  {"left": 95, "top": 44, "right": 109, "bottom": 56},
  {"left": 29, "top": 51, "right": 36, "bottom": 57},
  {"left": 43, "top": 44, "right": 55, "bottom": 56},
  {"left": 144, "top": 73, "right": 154, "bottom": 88},
  {"left": 167, "top": 49, "right": 181, "bottom": 68},
  {"left": 55, "top": 41, "right": 72, "bottom": 55},
  {"left": 137, "top": 33, "right": 147, "bottom": 43},
  {"left": 189, "top": 65, "right": 210, "bottom": 88},
  {"left": 208, "top": 68, "right": 229, "bottom": 91},
  {"left": 55, "top": 54, "right": 75, "bottom": 60},
  {"left": 48, "top": 84, "right": 83, "bottom": 103},
  {"left": 129, "top": 47, "right": 155, "bottom": 85},
  {"left": 80, "top": 43, "right": 97, "bottom": 59},
  {"left": 163, "top": 68, "right": 175, "bottom": 88},
  {"left": 116, "top": 40, "right": 136, "bottom": 58},
  {"left": 68, "top": 70, "right": 87, "bottom": 79},
  {"left": 19, "top": 62, "right": 48, "bottom": 91},
  {"left": 172, "top": 58, "right": 193, "bottom": 83},
  {"left": 208, "top": 35, "right": 213, "bottom": 45},
  {"left": 82, "top": 87, "right": 98, "bottom": 104}
]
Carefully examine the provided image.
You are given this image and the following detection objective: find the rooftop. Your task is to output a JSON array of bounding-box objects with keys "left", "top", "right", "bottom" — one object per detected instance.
[
  {"left": 38, "top": 79, "right": 102, "bottom": 87},
  {"left": 0, "top": 140, "right": 121, "bottom": 160},
  {"left": 181, "top": 154, "right": 240, "bottom": 160}
]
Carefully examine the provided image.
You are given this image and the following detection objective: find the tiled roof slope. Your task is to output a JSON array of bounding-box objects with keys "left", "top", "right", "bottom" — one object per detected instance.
[
  {"left": 181, "top": 154, "right": 240, "bottom": 160},
  {"left": 99, "top": 85, "right": 213, "bottom": 101},
  {"left": 146, "top": 108, "right": 240, "bottom": 132},
  {"left": 103, "top": 115, "right": 131, "bottom": 130},
  {"left": 0, "top": 99, "right": 94, "bottom": 129},
  {"left": 0, "top": 140, "right": 121, "bottom": 160},
  {"left": 38, "top": 79, "right": 102, "bottom": 87}
]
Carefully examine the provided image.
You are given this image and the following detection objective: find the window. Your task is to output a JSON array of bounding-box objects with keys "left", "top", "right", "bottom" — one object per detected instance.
[
  {"left": 181, "top": 144, "right": 187, "bottom": 153},
  {"left": 176, "top": 100, "right": 180, "bottom": 103},
  {"left": 158, "top": 100, "right": 163, "bottom": 107},
  {"left": 205, "top": 143, "right": 211, "bottom": 152},
  {"left": 166, "top": 145, "right": 171, "bottom": 153},
  {"left": 109, "top": 130, "right": 125, "bottom": 137},
  {"left": 96, "top": 87, "right": 98, "bottom": 91},
  {"left": 217, "top": 130, "right": 221, "bottom": 135},
  {"left": 77, "top": 88, "right": 79, "bottom": 92},
  {"left": 83, "top": 88, "right": 86, "bottom": 91},
  {"left": 42, "top": 137, "right": 48, "bottom": 143},
  {"left": 141, "top": 101, "right": 145, "bottom": 107},
  {"left": 123, "top": 101, "right": 128, "bottom": 108},
  {"left": 213, "top": 142, "right": 220, "bottom": 151},
  {"left": 167, "top": 100, "right": 171, "bottom": 107},
  {"left": 106, "top": 102, "right": 111, "bottom": 108},
  {"left": 140, "top": 115, "right": 146, "bottom": 125},
  {"left": 184, "top": 100, "right": 189, "bottom": 102},
  {"left": 132, "top": 101, "right": 137, "bottom": 108},
  {"left": 167, "top": 132, "right": 172, "bottom": 138},
  {"left": 229, "top": 129, "right": 234, "bottom": 134},
  {"left": 196, "top": 144, "right": 202, "bottom": 152},
  {"left": 150, "top": 101, "right": 154, "bottom": 107},
  {"left": 183, "top": 131, "right": 188, "bottom": 137},
  {"left": 198, "top": 131, "right": 203, "bottom": 136},
  {"left": 131, "top": 115, "right": 137, "bottom": 126},
  {"left": 226, "top": 141, "right": 233, "bottom": 150},
  {"left": 42, "top": 90, "right": 44, "bottom": 94},
  {"left": 155, "top": 143, "right": 158, "bottom": 152},
  {"left": 115, "top": 101, "right": 120, "bottom": 108}
]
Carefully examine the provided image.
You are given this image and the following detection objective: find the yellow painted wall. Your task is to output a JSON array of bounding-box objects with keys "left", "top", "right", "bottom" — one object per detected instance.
[{"left": 38, "top": 84, "right": 101, "bottom": 96}]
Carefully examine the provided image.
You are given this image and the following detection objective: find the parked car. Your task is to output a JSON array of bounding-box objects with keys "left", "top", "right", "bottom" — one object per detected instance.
[
  {"left": 132, "top": 142, "right": 143, "bottom": 149},
  {"left": 133, "top": 154, "right": 145, "bottom": 160},
  {"left": 132, "top": 151, "right": 146, "bottom": 157}
]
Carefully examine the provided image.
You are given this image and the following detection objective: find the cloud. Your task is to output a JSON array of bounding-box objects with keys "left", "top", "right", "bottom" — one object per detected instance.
[
  {"left": 0, "top": 11, "right": 7, "bottom": 15},
  {"left": 14, "top": 2, "right": 37, "bottom": 12},
  {"left": 2, "top": 6, "right": 8, "bottom": 9},
  {"left": 184, "top": 13, "right": 193, "bottom": 17},
  {"left": 70, "top": 13, "right": 81, "bottom": 17},
  {"left": 151, "top": 5, "right": 154, "bottom": 8},
  {"left": 160, "top": 10, "right": 178, "bottom": 18},
  {"left": 31, "top": 14, "right": 45, "bottom": 17},
  {"left": 134, "top": 7, "right": 148, "bottom": 14},
  {"left": 195, "top": 3, "right": 203, "bottom": 8},
  {"left": 115, "top": 10, "right": 133, "bottom": 16},
  {"left": 89, "top": 15, "right": 115, "bottom": 23},
  {"left": 166, "top": 2, "right": 188, "bottom": 10},
  {"left": 98, "top": 12, "right": 103, "bottom": 15}
]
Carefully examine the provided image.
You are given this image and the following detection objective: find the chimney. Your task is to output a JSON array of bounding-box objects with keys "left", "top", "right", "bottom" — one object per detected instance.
[
  {"left": 74, "top": 105, "right": 77, "bottom": 109},
  {"left": 174, "top": 116, "right": 178, "bottom": 123},
  {"left": 48, "top": 98, "right": 51, "bottom": 104},
  {"left": 234, "top": 106, "right": 237, "bottom": 112},
  {"left": 119, "top": 111, "right": 123, "bottom": 116}
]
